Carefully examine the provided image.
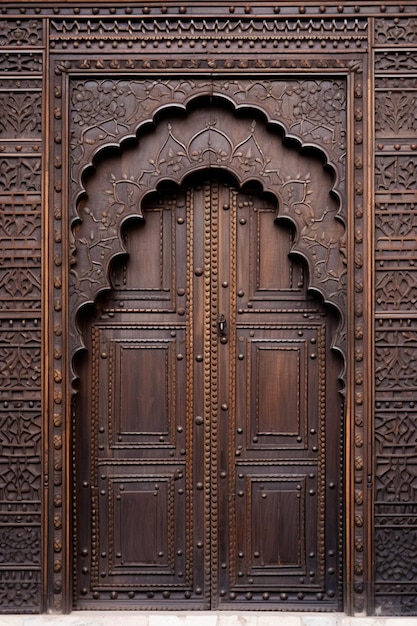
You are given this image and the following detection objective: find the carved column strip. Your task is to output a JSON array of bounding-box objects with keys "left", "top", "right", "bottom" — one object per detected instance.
[
  {"left": 373, "top": 13, "right": 417, "bottom": 616},
  {"left": 0, "top": 16, "right": 44, "bottom": 613},
  {"left": 344, "top": 52, "right": 373, "bottom": 617},
  {"left": 48, "top": 49, "right": 71, "bottom": 613}
]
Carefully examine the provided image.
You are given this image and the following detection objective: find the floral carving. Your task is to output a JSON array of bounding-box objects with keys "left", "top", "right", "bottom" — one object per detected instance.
[
  {"left": 0, "top": 19, "right": 43, "bottom": 46},
  {"left": 375, "top": 156, "right": 417, "bottom": 191},
  {"left": 0, "top": 91, "right": 42, "bottom": 138},
  {"left": 375, "top": 17, "right": 417, "bottom": 45},
  {"left": 70, "top": 101, "right": 346, "bottom": 363},
  {"left": 0, "top": 158, "right": 41, "bottom": 192},
  {"left": 375, "top": 92, "right": 417, "bottom": 136},
  {"left": 376, "top": 271, "right": 417, "bottom": 310},
  {"left": 70, "top": 78, "right": 346, "bottom": 204}
]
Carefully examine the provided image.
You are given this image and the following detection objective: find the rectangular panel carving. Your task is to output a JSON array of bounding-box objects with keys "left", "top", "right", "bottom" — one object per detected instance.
[
  {"left": 236, "top": 326, "right": 322, "bottom": 451},
  {"left": 0, "top": 570, "right": 41, "bottom": 613},
  {"left": 250, "top": 476, "right": 305, "bottom": 568},
  {"left": 0, "top": 53, "right": 42, "bottom": 74},
  {"left": 0, "top": 321, "right": 41, "bottom": 400},
  {"left": 375, "top": 201, "right": 417, "bottom": 311},
  {"left": 375, "top": 17, "right": 417, "bottom": 46},
  {"left": 116, "top": 344, "right": 170, "bottom": 435},
  {"left": 375, "top": 155, "right": 417, "bottom": 192},
  {"left": 375, "top": 52, "right": 417, "bottom": 72},
  {"left": 255, "top": 344, "right": 301, "bottom": 436},
  {"left": 375, "top": 404, "right": 417, "bottom": 506},
  {"left": 375, "top": 87, "right": 417, "bottom": 138},
  {"left": 0, "top": 193, "right": 41, "bottom": 309},
  {"left": 114, "top": 205, "right": 173, "bottom": 296},
  {"left": 0, "top": 19, "right": 43, "bottom": 46},
  {"left": 375, "top": 319, "right": 417, "bottom": 395},
  {"left": 0, "top": 157, "right": 41, "bottom": 192},
  {"left": 0, "top": 86, "right": 42, "bottom": 139},
  {"left": 95, "top": 465, "right": 186, "bottom": 586},
  {"left": 94, "top": 325, "right": 184, "bottom": 449},
  {"left": 231, "top": 468, "right": 320, "bottom": 588},
  {"left": 255, "top": 209, "right": 294, "bottom": 292},
  {"left": 375, "top": 204, "right": 417, "bottom": 265},
  {"left": 236, "top": 192, "right": 304, "bottom": 303}
]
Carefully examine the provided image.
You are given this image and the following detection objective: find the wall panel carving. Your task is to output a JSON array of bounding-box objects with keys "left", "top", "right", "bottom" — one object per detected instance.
[
  {"left": 374, "top": 25, "right": 417, "bottom": 615},
  {"left": 0, "top": 16, "right": 43, "bottom": 613}
]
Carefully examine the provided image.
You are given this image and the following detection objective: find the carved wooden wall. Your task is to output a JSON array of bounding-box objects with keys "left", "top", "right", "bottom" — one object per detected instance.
[
  {"left": 0, "top": 0, "right": 415, "bottom": 616},
  {"left": 373, "top": 16, "right": 417, "bottom": 616}
]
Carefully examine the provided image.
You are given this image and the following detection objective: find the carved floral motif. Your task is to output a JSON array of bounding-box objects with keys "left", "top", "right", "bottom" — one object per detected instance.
[
  {"left": 0, "top": 19, "right": 43, "bottom": 47},
  {"left": 0, "top": 91, "right": 42, "bottom": 138},
  {"left": 0, "top": 158, "right": 41, "bottom": 192},
  {"left": 375, "top": 91, "right": 417, "bottom": 136},
  {"left": 375, "top": 156, "right": 417, "bottom": 191},
  {"left": 375, "top": 528, "right": 417, "bottom": 579},
  {"left": 375, "top": 329, "right": 417, "bottom": 391},
  {"left": 375, "top": 17, "right": 417, "bottom": 45},
  {"left": 70, "top": 78, "right": 346, "bottom": 199},
  {"left": 0, "top": 53, "right": 42, "bottom": 74},
  {"left": 70, "top": 102, "right": 346, "bottom": 360}
]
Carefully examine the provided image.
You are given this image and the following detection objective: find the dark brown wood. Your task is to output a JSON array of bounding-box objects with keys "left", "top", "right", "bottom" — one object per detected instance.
[
  {"left": 74, "top": 165, "right": 342, "bottom": 609},
  {"left": 11, "top": 1, "right": 417, "bottom": 616}
]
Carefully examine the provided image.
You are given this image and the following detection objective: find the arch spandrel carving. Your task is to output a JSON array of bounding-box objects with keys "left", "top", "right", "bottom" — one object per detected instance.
[
  {"left": 69, "top": 78, "right": 346, "bottom": 213},
  {"left": 70, "top": 97, "right": 346, "bottom": 372}
]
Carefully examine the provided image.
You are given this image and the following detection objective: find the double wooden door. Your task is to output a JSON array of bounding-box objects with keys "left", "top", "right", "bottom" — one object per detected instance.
[{"left": 74, "top": 172, "right": 342, "bottom": 610}]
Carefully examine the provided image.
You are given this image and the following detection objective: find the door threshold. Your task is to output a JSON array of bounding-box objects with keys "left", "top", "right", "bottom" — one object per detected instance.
[{"left": 0, "top": 612, "right": 412, "bottom": 625}]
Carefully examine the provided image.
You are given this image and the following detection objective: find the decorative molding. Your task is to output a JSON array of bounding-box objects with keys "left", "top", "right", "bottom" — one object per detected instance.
[
  {"left": 68, "top": 89, "right": 346, "bottom": 369},
  {"left": 49, "top": 16, "right": 368, "bottom": 52},
  {"left": 374, "top": 30, "right": 417, "bottom": 616},
  {"left": 48, "top": 48, "right": 366, "bottom": 613}
]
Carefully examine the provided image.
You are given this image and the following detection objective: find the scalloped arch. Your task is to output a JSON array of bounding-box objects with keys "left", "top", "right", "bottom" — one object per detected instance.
[
  {"left": 72, "top": 91, "right": 343, "bottom": 215},
  {"left": 70, "top": 95, "right": 346, "bottom": 371}
]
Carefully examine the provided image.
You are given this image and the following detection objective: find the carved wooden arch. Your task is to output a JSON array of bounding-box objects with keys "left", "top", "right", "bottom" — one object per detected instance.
[{"left": 70, "top": 95, "right": 346, "bottom": 373}]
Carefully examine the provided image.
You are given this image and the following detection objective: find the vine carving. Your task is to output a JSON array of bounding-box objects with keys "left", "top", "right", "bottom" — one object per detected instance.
[{"left": 70, "top": 95, "right": 346, "bottom": 364}]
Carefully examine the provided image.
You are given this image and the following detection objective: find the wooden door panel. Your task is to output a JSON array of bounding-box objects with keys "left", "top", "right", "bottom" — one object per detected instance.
[
  {"left": 96, "top": 466, "right": 187, "bottom": 583},
  {"left": 96, "top": 325, "right": 185, "bottom": 450},
  {"left": 216, "top": 181, "right": 339, "bottom": 608},
  {"left": 236, "top": 326, "right": 322, "bottom": 451},
  {"left": 110, "top": 188, "right": 184, "bottom": 308},
  {"left": 115, "top": 342, "right": 172, "bottom": 436},
  {"left": 74, "top": 182, "right": 207, "bottom": 608},
  {"left": 222, "top": 463, "right": 324, "bottom": 597},
  {"left": 240, "top": 473, "right": 309, "bottom": 572},
  {"left": 236, "top": 191, "right": 304, "bottom": 304}
]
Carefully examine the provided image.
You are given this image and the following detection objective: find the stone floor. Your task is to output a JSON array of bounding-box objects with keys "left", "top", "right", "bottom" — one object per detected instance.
[{"left": 1, "top": 613, "right": 417, "bottom": 626}]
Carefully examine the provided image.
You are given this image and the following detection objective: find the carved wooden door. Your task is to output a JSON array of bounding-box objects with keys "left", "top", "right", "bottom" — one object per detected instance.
[{"left": 74, "top": 171, "right": 342, "bottom": 610}]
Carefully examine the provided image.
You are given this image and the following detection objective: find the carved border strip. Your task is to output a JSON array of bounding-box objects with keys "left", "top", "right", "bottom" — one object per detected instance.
[{"left": 373, "top": 22, "right": 417, "bottom": 614}]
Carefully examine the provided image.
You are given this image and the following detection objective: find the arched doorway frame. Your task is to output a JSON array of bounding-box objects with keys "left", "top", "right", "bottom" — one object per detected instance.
[
  {"left": 70, "top": 95, "right": 346, "bottom": 366},
  {"left": 71, "top": 103, "right": 345, "bottom": 608},
  {"left": 46, "top": 60, "right": 372, "bottom": 615}
]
